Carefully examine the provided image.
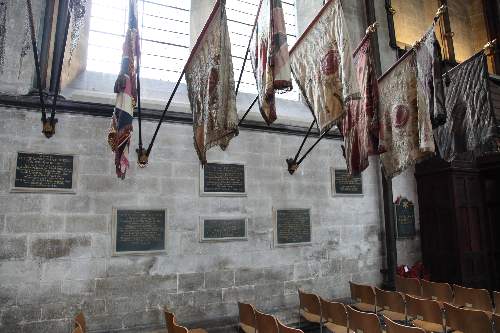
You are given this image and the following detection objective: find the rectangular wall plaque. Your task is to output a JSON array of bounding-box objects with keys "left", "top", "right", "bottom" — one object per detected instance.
[
  {"left": 332, "top": 168, "right": 363, "bottom": 196},
  {"left": 274, "top": 208, "right": 311, "bottom": 247},
  {"left": 199, "top": 217, "right": 248, "bottom": 242},
  {"left": 395, "top": 197, "right": 416, "bottom": 239},
  {"left": 11, "top": 152, "right": 78, "bottom": 193},
  {"left": 112, "top": 209, "right": 167, "bottom": 256},
  {"left": 200, "top": 162, "right": 246, "bottom": 196}
]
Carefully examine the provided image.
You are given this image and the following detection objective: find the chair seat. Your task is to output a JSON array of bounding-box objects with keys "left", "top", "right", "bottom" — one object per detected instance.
[
  {"left": 352, "top": 302, "right": 377, "bottom": 313},
  {"left": 239, "top": 322, "right": 257, "bottom": 333},
  {"left": 324, "top": 322, "right": 353, "bottom": 333},
  {"left": 379, "top": 309, "right": 406, "bottom": 322},
  {"left": 300, "top": 309, "right": 321, "bottom": 323},
  {"left": 189, "top": 328, "right": 208, "bottom": 333},
  {"left": 445, "top": 327, "right": 463, "bottom": 333},
  {"left": 412, "top": 319, "right": 444, "bottom": 333}
]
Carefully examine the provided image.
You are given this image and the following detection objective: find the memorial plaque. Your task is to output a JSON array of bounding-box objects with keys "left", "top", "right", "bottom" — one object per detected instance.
[
  {"left": 113, "top": 209, "right": 167, "bottom": 255},
  {"left": 200, "top": 162, "right": 246, "bottom": 196},
  {"left": 274, "top": 209, "right": 311, "bottom": 246},
  {"left": 332, "top": 168, "right": 363, "bottom": 196},
  {"left": 11, "top": 152, "right": 77, "bottom": 193},
  {"left": 200, "top": 217, "right": 247, "bottom": 242},
  {"left": 395, "top": 197, "right": 416, "bottom": 238}
]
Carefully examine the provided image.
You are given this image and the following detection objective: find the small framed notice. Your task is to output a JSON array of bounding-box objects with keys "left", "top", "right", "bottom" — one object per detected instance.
[
  {"left": 199, "top": 217, "right": 248, "bottom": 242},
  {"left": 200, "top": 162, "right": 246, "bottom": 197},
  {"left": 331, "top": 168, "right": 363, "bottom": 196},
  {"left": 273, "top": 208, "right": 311, "bottom": 247},
  {"left": 394, "top": 197, "right": 416, "bottom": 239},
  {"left": 112, "top": 208, "right": 167, "bottom": 256},
  {"left": 11, "top": 152, "right": 78, "bottom": 193}
]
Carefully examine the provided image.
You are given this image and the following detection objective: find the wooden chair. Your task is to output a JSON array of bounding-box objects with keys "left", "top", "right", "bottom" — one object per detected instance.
[
  {"left": 277, "top": 319, "right": 304, "bottom": 333},
  {"left": 444, "top": 302, "right": 493, "bottom": 333},
  {"left": 238, "top": 302, "right": 257, "bottom": 333},
  {"left": 320, "top": 297, "right": 350, "bottom": 333},
  {"left": 74, "top": 312, "right": 86, "bottom": 333},
  {"left": 395, "top": 275, "right": 422, "bottom": 298},
  {"left": 164, "top": 309, "right": 208, "bottom": 333},
  {"left": 452, "top": 284, "right": 493, "bottom": 316},
  {"left": 255, "top": 310, "right": 279, "bottom": 333},
  {"left": 349, "top": 281, "right": 377, "bottom": 312},
  {"left": 72, "top": 326, "right": 83, "bottom": 333},
  {"left": 347, "top": 306, "right": 382, "bottom": 333},
  {"left": 384, "top": 316, "right": 425, "bottom": 333},
  {"left": 405, "top": 294, "right": 445, "bottom": 333},
  {"left": 375, "top": 287, "right": 406, "bottom": 322},
  {"left": 495, "top": 291, "right": 500, "bottom": 314},
  {"left": 420, "top": 280, "right": 453, "bottom": 304},
  {"left": 298, "top": 289, "right": 322, "bottom": 331}
]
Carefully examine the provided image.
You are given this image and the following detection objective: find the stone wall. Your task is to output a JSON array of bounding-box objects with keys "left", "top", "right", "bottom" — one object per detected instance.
[
  {"left": 0, "top": 107, "right": 385, "bottom": 332},
  {"left": 0, "top": 0, "right": 426, "bottom": 332}
]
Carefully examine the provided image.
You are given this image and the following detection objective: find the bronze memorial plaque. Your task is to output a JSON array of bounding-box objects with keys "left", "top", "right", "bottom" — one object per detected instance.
[
  {"left": 332, "top": 168, "right": 363, "bottom": 196},
  {"left": 113, "top": 209, "right": 166, "bottom": 255},
  {"left": 11, "top": 152, "right": 77, "bottom": 193},
  {"left": 200, "top": 218, "right": 247, "bottom": 242},
  {"left": 201, "top": 162, "right": 246, "bottom": 196},
  {"left": 275, "top": 209, "right": 311, "bottom": 246},
  {"left": 395, "top": 197, "right": 416, "bottom": 239}
]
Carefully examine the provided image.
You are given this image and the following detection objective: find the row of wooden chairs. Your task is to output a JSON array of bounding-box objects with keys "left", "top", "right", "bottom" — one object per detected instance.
[
  {"left": 395, "top": 275, "right": 500, "bottom": 315},
  {"left": 238, "top": 302, "right": 304, "bottom": 333},
  {"left": 350, "top": 281, "right": 500, "bottom": 333},
  {"left": 298, "top": 289, "right": 425, "bottom": 333}
]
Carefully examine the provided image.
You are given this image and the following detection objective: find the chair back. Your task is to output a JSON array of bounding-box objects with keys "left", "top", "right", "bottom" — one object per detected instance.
[
  {"left": 256, "top": 310, "right": 279, "bottom": 333},
  {"left": 277, "top": 319, "right": 304, "bottom": 333},
  {"left": 172, "top": 321, "right": 189, "bottom": 333},
  {"left": 493, "top": 291, "right": 499, "bottom": 314},
  {"left": 72, "top": 326, "right": 83, "bottom": 333},
  {"left": 347, "top": 306, "right": 382, "bottom": 333},
  {"left": 444, "top": 302, "right": 492, "bottom": 333},
  {"left": 420, "top": 280, "right": 453, "bottom": 303},
  {"left": 384, "top": 316, "right": 425, "bottom": 333},
  {"left": 349, "top": 282, "right": 376, "bottom": 306},
  {"left": 452, "top": 284, "right": 492, "bottom": 312},
  {"left": 375, "top": 287, "right": 405, "bottom": 315},
  {"left": 298, "top": 289, "right": 321, "bottom": 316},
  {"left": 238, "top": 302, "right": 257, "bottom": 331},
  {"left": 320, "top": 297, "right": 347, "bottom": 327},
  {"left": 74, "top": 312, "right": 86, "bottom": 332},
  {"left": 405, "top": 295, "right": 443, "bottom": 326},
  {"left": 164, "top": 309, "right": 176, "bottom": 333},
  {"left": 395, "top": 275, "right": 422, "bottom": 297}
]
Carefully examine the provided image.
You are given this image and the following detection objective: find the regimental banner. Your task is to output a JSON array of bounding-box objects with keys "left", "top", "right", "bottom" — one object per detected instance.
[
  {"left": 199, "top": 217, "right": 248, "bottom": 242},
  {"left": 274, "top": 208, "right": 311, "bottom": 247},
  {"left": 112, "top": 208, "right": 167, "bottom": 255},
  {"left": 331, "top": 168, "right": 363, "bottom": 196},
  {"left": 394, "top": 197, "right": 416, "bottom": 239},
  {"left": 11, "top": 152, "right": 78, "bottom": 193},
  {"left": 289, "top": 0, "right": 360, "bottom": 135},
  {"left": 200, "top": 162, "right": 246, "bottom": 197},
  {"left": 185, "top": 0, "right": 239, "bottom": 165}
]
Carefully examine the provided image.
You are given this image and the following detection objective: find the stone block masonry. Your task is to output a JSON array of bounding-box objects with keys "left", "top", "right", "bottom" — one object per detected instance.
[{"left": 0, "top": 106, "right": 395, "bottom": 332}]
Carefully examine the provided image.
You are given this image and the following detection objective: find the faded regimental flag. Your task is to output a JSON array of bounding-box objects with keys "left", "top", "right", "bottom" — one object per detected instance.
[
  {"left": 378, "top": 52, "right": 435, "bottom": 179},
  {"left": 339, "top": 31, "right": 384, "bottom": 176},
  {"left": 250, "top": 0, "right": 293, "bottom": 125},
  {"left": 435, "top": 51, "right": 500, "bottom": 161},
  {"left": 289, "top": 0, "right": 360, "bottom": 135},
  {"left": 185, "top": 0, "right": 239, "bottom": 165},
  {"left": 107, "top": 0, "right": 140, "bottom": 179}
]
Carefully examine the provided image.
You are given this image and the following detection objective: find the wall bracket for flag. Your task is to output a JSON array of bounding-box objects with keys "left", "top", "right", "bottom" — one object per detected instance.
[
  {"left": 484, "top": 39, "right": 497, "bottom": 57},
  {"left": 285, "top": 119, "right": 332, "bottom": 175}
]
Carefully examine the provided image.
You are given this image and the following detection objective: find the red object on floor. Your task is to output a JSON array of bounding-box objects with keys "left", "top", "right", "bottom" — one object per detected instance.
[{"left": 397, "top": 261, "right": 430, "bottom": 280}]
